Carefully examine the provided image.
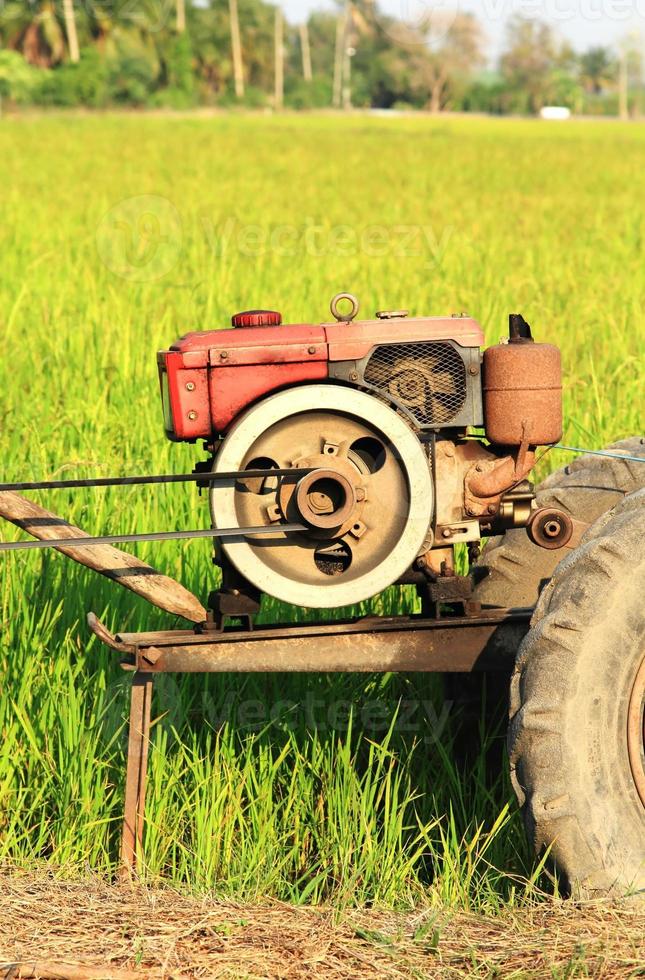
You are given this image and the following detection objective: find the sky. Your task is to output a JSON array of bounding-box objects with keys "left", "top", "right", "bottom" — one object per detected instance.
[{"left": 280, "top": 0, "right": 645, "bottom": 60}]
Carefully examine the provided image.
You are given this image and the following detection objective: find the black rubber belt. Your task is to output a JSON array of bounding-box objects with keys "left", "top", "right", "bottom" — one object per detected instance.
[
  {"left": 0, "top": 466, "right": 311, "bottom": 553},
  {"left": 0, "top": 523, "right": 308, "bottom": 553},
  {"left": 0, "top": 467, "right": 311, "bottom": 492}
]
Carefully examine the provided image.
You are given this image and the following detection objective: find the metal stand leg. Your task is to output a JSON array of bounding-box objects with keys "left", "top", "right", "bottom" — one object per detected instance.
[{"left": 120, "top": 672, "right": 153, "bottom": 878}]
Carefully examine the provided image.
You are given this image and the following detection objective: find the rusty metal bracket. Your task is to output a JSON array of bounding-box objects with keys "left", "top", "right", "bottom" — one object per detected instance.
[
  {"left": 88, "top": 605, "right": 532, "bottom": 877},
  {"left": 87, "top": 612, "right": 135, "bottom": 656}
]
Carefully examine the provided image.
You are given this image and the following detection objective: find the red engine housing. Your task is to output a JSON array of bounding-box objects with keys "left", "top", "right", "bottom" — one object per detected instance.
[{"left": 159, "top": 311, "right": 484, "bottom": 442}]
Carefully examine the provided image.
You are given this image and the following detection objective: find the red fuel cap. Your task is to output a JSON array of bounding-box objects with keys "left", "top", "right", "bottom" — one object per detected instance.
[{"left": 232, "top": 309, "right": 282, "bottom": 328}]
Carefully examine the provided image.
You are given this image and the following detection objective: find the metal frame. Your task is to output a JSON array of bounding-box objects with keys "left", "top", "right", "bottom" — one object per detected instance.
[
  {"left": 121, "top": 674, "right": 153, "bottom": 873},
  {"left": 88, "top": 608, "right": 531, "bottom": 876},
  {"left": 329, "top": 341, "right": 484, "bottom": 431}
]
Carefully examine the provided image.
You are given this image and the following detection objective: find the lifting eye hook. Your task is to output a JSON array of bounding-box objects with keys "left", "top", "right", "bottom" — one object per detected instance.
[{"left": 330, "top": 292, "right": 360, "bottom": 323}]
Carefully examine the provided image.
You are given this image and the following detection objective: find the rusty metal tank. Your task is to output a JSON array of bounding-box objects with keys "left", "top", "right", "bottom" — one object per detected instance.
[{"left": 483, "top": 315, "right": 562, "bottom": 447}]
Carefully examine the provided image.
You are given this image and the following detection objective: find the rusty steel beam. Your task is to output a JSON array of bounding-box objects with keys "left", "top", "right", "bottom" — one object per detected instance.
[
  {"left": 89, "top": 611, "right": 530, "bottom": 674},
  {"left": 120, "top": 673, "right": 153, "bottom": 878},
  {"left": 135, "top": 622, "right": 527, "bottom": 673}
]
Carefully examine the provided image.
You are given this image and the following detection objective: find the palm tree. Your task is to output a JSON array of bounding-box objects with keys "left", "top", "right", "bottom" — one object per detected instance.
[
  {"left": 62, "top": 0, "right": 79, "bottom": 61},
  {"left": 274, "top": 5, "right": 283, "bottom": 108},
  {"left": 299, "top": 22, "right": 312, "bottom": 81},
  {"left": 333, "top": 1, "right": 372, "bottom": 108},
  {"left": 1, "top": 1, "right": 66, "bottom": 67},
  {"left": 185, "top": 2, "right": 231, "bottom": 96},
  {"left": 579, "top": 47, "right": 616, "bottom": 94},
  {"left": 229, "top": 0, "right": 244, "bottom": 97},
  {"left": 176, "top": 0, "right": 186, "bottom": 34}
]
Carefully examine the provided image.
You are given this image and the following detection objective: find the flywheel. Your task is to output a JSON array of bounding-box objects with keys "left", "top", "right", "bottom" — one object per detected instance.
[{"left": 210, "top": 384, "right": 433, "bottom": 608}]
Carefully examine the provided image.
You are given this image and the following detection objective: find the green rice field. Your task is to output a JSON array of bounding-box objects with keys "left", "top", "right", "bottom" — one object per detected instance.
[{"left": 0, "top": 113, "right": 643, "bottom": 908}]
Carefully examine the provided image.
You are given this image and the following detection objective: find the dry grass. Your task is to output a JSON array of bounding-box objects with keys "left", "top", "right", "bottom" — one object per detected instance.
[{"left": 0, "top": 868, "right": 643, "bottom": 979}]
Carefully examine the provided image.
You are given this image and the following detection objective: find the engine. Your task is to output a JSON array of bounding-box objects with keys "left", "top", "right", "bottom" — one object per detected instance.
[{"left": 158, "top": 294, "right": 562, "bottom": 609}]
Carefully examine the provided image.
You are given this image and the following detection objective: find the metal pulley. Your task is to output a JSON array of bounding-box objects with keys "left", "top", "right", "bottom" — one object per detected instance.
[
  {"left": 210, "top": 384, "right": 433, "bottom": 608},
  {"left": 527, "top": 507, "right": 574, "bottom": 549}
]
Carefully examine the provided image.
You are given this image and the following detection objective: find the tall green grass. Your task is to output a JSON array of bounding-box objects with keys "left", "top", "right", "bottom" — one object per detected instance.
[{"left": 0, "top": 113, "right": 642, "bottom": 906}]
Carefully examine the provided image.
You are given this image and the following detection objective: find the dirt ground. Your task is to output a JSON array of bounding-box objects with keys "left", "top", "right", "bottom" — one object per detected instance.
[{"left": 0, "top": 869, "right": 643, "bottom": 979}]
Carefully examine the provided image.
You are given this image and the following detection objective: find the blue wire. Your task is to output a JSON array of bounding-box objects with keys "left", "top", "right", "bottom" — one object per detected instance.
[{"left": 556, "top": 445, "right": 645, "bottom": 464}]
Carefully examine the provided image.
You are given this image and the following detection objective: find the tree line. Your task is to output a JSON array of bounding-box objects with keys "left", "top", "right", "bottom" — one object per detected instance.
[{"left": 0, "top": 0, "right": 642, "bottom": 116}]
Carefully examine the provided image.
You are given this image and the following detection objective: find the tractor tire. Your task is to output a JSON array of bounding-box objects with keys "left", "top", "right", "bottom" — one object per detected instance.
[
  {"left": 473, "top": 437, "right": 645, "bottom": 609},
  {"left": 509, "top": 489, "right": 645, "bottom": 897}
]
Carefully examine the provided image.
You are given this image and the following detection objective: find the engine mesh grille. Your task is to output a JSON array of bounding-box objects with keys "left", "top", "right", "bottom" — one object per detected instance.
[{"left": 363, "top": 342, "right": 467, "bottom": 425}]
